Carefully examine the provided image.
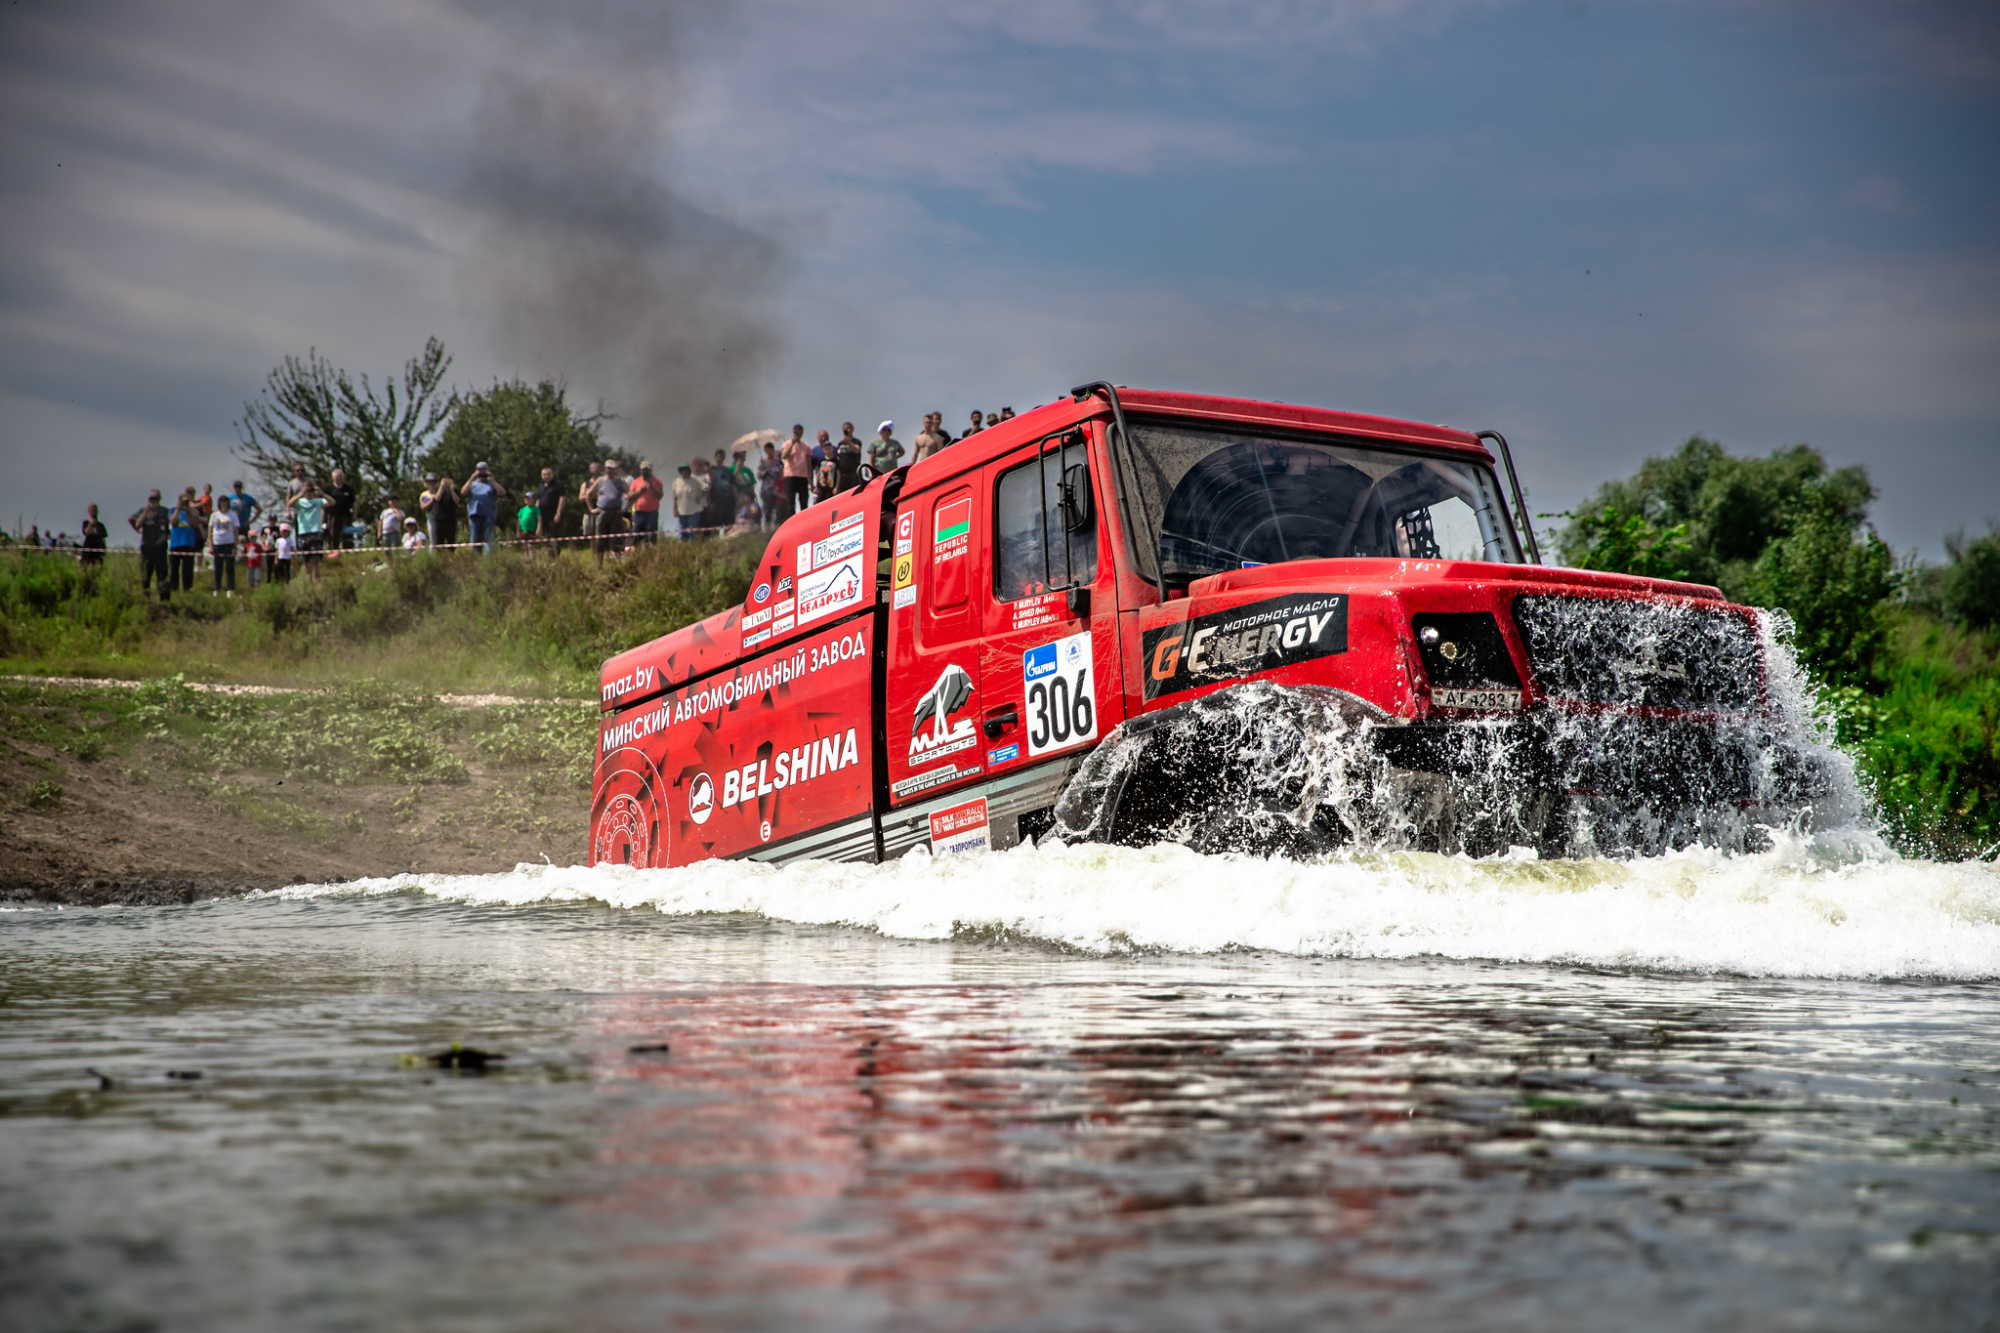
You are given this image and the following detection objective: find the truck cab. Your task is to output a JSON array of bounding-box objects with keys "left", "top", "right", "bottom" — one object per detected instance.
[{"left": 593, "top": 385, "right": 1802, "bottom": 869}]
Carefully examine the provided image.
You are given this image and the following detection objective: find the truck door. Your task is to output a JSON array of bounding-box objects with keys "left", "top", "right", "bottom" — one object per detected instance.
[
  {"left": 976, "top": 429, "right": 1125, "bottom": 802},
  {"left": 884, "top": 481, "right": 989, "bottom": 805}
]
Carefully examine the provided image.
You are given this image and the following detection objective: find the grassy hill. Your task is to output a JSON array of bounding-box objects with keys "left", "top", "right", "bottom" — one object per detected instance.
[{"left": 0, "top": 535, "right": 764, "bottom": 698}]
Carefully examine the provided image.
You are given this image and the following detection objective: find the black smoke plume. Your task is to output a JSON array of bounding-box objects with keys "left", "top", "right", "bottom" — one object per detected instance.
[{"left": 458, "top": 15, "right": 782, "bottom": 461}]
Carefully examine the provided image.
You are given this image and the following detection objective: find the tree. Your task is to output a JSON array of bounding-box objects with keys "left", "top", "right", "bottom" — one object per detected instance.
[
  {"left": 1744, "top": 490, "right": 1899, "bottom": 688},
  {"left": 1549, "top": 506, "right": 1694, "bottom": 581},
  {"left": 1942, "top": 529, "right": 2000, "bottom": 631},
  {"left": 1556, "top": 435, "right": 1873, "bottom": 597},
  {"left": 234, "top": 338, "right": 454, "bottom": 511},
  {"left": 425, "top": 380, "right": 640, "bottom": 535}
]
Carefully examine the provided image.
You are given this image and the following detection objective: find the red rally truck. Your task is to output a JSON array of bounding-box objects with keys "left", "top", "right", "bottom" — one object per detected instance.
[{"left": 591, "top": 384, "right": 1822, "bottom": 869}]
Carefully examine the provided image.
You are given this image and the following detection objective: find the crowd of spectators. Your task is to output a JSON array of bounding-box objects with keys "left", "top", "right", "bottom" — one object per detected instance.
[{"left": 19, "top": 405, "right": 1020, "bottom": 595}]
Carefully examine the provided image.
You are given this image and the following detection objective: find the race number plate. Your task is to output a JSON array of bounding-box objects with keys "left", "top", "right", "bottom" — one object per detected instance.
[{"left": 1023, "top": 630, "right": 1098, "bottom": 757}]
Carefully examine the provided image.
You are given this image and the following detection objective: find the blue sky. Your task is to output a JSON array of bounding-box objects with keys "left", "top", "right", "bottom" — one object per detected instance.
[{"left": 2, "top": 0, "right": 1994, "bottom": 556}]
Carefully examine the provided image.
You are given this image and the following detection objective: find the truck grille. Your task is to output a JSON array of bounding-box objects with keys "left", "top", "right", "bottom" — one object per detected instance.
[{"left": 1511, "top": 595, "right": 1760, "bottom": 713}]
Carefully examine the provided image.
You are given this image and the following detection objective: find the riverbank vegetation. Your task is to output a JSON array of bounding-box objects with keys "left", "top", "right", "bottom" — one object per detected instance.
[
  {"left": 0, "top": 533, "right": 763, "bottom": 699},
  {"left": 1556, "top": 436, "right": 1999, "bottom": 859}
]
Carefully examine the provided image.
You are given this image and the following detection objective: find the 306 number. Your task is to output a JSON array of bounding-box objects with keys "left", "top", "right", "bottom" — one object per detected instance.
[{"left": 1027, "top": 670, "right": 1094, "bottom": 750}]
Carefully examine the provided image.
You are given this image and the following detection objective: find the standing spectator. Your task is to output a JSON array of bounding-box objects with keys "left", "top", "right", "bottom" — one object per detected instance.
[
  {"left": 79, "top": 504, "right": 108, "bottom": 571},
  {"left": 431, "top": 475, "right": 461, "bottom": 549},
  {"left": 532, "top": 466, "right": 566, "bottom": 555},
  {"left": 284, "top": 463, "right": 309, "bottom": 511},
  {"left": 629, "top": 461, "right": 665, "bottom": 544},
  {"left": 129, "top": 491, "right": 172, "bottom": 600},
  {"left": 731, "top": 451, "right": 757, "bottom": 515},
  {"left": 591, "top": 459, "right": 629, "bottom": 564},
  {"left": 672, "top": 463, "right": 704, "bottom": 540},
  {"left": 227, "top": 480, "right": 261, "bottom": 540},
  {"left": 912, "top": 412, "right": 950, "bottom": 462},
  {"left": 378, "top": 497, "right": 406, "bottom": 550},
  {"left": 965, "top": 410, "right": 985, "bottom": 438},
  {"left": 998, "top": 406, "right": 1016, "bottom": 421},
  {"left": 757, "top": 443, "right": 784, "bottom": 528},
  {"left": 245, "top": 530, "right": 265, "bottom": 589},
  {"left": 168, "top": 490, "right": 202, "bottom": 593},
  {"left": 704, "top": 450, "right": 737, "bottom": 534},
  {"left": 326, "top": 469, "right": 357, "bottom": 552},
  {"left": 273, "top": 525, "right": 294, "bottom": 583},
  {"left": 463, "top": 462, "right": 506, "bottom": 555},
  {"left": 24, "top": 524, "right": 39, "bottom": 551},
  {"left": 419, "top": 475, "right": 442, "bottom": 545},
  {"left": 402, "top": 517, "right": 428, "bottom": 551},
  {"left": 812, "top": 450, "right": 839, "bottom": 504},
  {"left": 293, "top": 480, "right": 328, "bottom": 580},
  {"left": 868, "top": 420, "right": 905, "bottom": 476},
  {"left": 781, "top": 425, "right": 813, "bottom": 516},
  {"left": 835, "top": 430, "right": 863, "bottom": 490},
  {"left": 575, "top": 461, "right": 603, "bottom": 548},
  {"left": 208, "top": 500, "right": 239, "bottom": 595}
]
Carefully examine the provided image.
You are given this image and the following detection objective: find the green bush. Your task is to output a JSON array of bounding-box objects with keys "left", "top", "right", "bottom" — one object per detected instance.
[{"left": 1942, "top": 531, "right": 2000, "bottom": 630}]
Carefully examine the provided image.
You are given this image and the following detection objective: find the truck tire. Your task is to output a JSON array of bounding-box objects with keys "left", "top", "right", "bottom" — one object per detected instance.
[{"left": 1052, "top": 682, "right": 1388, "bottom": 858}]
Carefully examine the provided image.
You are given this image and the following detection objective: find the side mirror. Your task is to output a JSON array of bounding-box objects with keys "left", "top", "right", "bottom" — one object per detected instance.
[{"left": 1060, "top": 464, "right": 1093, "bottom": 534}]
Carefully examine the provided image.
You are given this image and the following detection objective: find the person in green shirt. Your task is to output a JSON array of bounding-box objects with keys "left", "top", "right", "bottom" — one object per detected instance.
[
  {"left": 868, "top": 421, "right": 904, "bottom": 475},
  {"left": 292, "top": 481, "right": 328, "bottom": 581}
]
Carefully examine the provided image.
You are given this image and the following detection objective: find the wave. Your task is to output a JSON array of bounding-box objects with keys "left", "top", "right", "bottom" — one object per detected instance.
[{"left": 281, "top": 834, "right": 2000, "bottom": 981}]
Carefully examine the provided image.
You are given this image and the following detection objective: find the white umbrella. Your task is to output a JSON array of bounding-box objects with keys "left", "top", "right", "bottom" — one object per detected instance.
[{"left": 730, "top": 429, "right": 783, "bottom": 452}]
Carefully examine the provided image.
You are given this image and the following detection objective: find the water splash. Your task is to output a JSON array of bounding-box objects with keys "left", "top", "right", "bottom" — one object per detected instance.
[
  {"left": 1059, "top": 597, "right": 1871, "bottom": 859},
  {"left": 280, "top": 834, "right": 2000, "bottom": 981}
]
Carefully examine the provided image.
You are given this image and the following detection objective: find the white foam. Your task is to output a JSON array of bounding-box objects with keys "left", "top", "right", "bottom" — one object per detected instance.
[{"left": 280, "top": 834, "right": 2000, "bottom": 981}]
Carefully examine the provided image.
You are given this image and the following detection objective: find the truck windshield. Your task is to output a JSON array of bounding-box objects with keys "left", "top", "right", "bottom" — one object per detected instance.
[{"left": 1120, "top": 421, "right": 1523, "bottom": 585}]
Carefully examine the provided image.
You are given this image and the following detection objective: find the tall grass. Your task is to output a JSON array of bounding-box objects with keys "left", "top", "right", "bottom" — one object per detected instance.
[{"left": 0, "top": 536, "right": 763, "bottom": 696}]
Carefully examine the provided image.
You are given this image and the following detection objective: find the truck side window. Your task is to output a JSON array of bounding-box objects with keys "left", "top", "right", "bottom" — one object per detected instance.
[{"left": 995, "top": 441, "right": 1097, "bottom": 602}]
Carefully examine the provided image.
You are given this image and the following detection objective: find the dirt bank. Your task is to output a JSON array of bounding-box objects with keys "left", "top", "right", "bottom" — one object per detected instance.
[{"left": 1, "top": 680, "right": 591, "bottom": 906}]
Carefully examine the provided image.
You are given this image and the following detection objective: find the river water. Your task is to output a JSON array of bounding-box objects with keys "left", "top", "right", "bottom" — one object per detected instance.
[{"left": 4, "top": 837, "right": 1998, "bottom": 1331}]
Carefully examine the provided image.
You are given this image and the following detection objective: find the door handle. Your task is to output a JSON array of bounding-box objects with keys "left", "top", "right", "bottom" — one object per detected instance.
[{"left": 982, "top": 705, "right": 1018, "bottom": 739}]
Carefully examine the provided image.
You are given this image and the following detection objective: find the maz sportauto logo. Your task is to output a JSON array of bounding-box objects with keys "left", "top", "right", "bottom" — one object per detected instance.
[
  {"left": 687, "top": 772, "right": 715, "bottom": 825},
  {"left": 909, "top": 664, "right": 977, "bottom": 763}
]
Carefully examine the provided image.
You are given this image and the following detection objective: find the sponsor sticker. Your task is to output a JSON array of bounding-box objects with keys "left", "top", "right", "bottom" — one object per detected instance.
[
  {"left": 720, "top": 727, "right": 862, "bottom": 809},
  {"left": 741, "top": 605, "right": 773, "bottom": 630},
  {"left": 892, "top": 763, "right": 982, "bottom": 800},
  {"left": 893, "top": 586, "right": 917, "bottom": 610},
  {"left": 929, "top": 797, "right": 990, "bottom": 857},
  {"left": 1023, "top": 630, "right": 1097, "bottom": 757},
  {"left": 809, "top": 525, "right": 867, "bottom": 572},
  {"left": 1141, "top": 593, "right": 1348, "bottom": 700},
  {"left": 987, "top": 742, "right": 1019, "bottom": 765},
  {"left": 688, "top": 772, "right": 715, "bottom": 825},
  {"left": 909, "top": 663, "right": 979, "bottom": 766},
  {"left": 742, "top": 628, "right": 771, "bottom": 649},
  {"left": 753, "top": 582, "right": 771, "bottom": 604},
  {"left": 893, "top": 552, "right": 914, "bottom": 589},
  {"left": 830, "top": 510, "right": 867, "bottom": 534},
  {"left": 1433, "top": 687, "right": 1524, "bottom": 711},
  {"left": 794, "top": 554, "right": 865, "bottom": 626},
  {"left": 777, "top": 575, "right": 793, "bottom": 596},
  {"left": 894, "top": 511, "right": 914, "bottom": 557}
]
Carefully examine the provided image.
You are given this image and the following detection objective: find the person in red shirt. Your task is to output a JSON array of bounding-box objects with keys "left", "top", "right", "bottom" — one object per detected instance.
[{"left": 629, "top": 461, "right": 666, "bottom": 544}]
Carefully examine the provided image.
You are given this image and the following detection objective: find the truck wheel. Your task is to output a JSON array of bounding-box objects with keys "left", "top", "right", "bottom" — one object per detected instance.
[{"left": 1052, "top": 682, "right": 1388, "bottom": 858}]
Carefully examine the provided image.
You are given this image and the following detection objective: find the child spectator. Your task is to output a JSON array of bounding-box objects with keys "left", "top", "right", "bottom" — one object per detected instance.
[
  {"left": 273, "top": 525, "right": 294, "bottom": 583},
  {"left": 379, "top": 499, "right": 405, "bottom": 549},
  {"left": 245, "top": 532, "right": 264, "bottom": 590}
]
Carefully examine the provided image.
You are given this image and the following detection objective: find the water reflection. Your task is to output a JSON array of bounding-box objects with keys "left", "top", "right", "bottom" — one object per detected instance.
[{"left": 578, "top": 978, "right": 2000, "bottom": 1329}]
